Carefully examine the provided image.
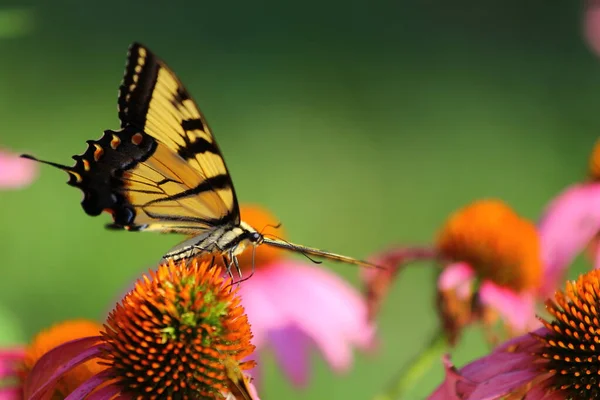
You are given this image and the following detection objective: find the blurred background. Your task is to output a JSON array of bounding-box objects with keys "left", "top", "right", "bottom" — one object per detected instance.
[{"left": 0, "top": 0, "right": 598, "bottom": 398}]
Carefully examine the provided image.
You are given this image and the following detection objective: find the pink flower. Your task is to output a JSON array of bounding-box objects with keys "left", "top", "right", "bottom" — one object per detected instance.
[
  {"left": 584, "top": 0, "right": 600, "bottom": 58},
  {"left": 537, "top": 182, "right": 600, "bottom": 297},
  {"left": 24, "top": 260, "right": 260, "bottom": 400},
  {"left": 226, "top": 205, "right": 376, "bottom": 387},
  {"left": 429, "top": 268, "right": 600, "bottom": 399},
  {"left": 0, "top": 149, "right": 37, "bottom": 189}
]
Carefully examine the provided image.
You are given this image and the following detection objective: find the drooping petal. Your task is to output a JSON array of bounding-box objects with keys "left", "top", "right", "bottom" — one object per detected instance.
[
  {"left": 538, "top": 183, "right": 600, "bottom": 297},
  {"left": 243, "top": 261, "right": 374, "bottom": 374},
  {"left": 267, "top": 325, "right": 311, "bottom": 386},
  {"left": 0, "top": 149, "right": 37, "bottom": 189},
  {"left": 85, "top": 382, "right": 124, "bottom": 400},
  {"left": 64, "top": 369, "right": 113, "bottom": 400},
  {"left": 429, "top": 331, "right": 551, "bottom": 399},
  {"left": 478, "top": 281, "right": 539, "bottom": 334},
  {"left": 23, "top": 336, "right": 103, "bottom": 400},
  {"left": 237, "top": 269, "right": 292, "bottom": 347}
]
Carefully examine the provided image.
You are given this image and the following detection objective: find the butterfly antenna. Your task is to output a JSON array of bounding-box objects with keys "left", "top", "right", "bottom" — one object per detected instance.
[
  {"left": 262, "top": 233, "right": 322, "bottom": 265},
  {"left": 259, "top": 222, "right": 282, "bottom": 235},
  {"left": 20, "top": 154, "right": 72, "bottom": 171}
]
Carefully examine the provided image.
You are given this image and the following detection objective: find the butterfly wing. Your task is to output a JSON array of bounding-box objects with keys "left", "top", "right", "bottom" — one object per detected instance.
[{"left": 23, "top": 43, "right": 239, "bottom": 235}]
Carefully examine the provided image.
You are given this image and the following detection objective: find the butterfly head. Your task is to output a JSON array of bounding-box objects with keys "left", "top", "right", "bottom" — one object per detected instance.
[
  {"left": 248, "top": 231, "right": 264, "bottom": 245},
  {"left": 239, "top": 221, "right": 264, "bottom": 246}
]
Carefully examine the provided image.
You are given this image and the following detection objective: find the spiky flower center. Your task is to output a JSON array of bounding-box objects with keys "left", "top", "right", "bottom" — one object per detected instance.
[
  {"left": 537, "top": 270, "right": 600, "bottom": 398},
  {"left": 436, "top": 199, "right": 541, "bottom": 291},
  {"left": 100, "top": 259, "right": 255, "bottom": 399}
]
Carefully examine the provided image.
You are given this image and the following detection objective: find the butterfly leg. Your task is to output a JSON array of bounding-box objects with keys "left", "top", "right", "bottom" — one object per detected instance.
[{"left": 222, "top": 254, "right": 235, "bottom": 282}]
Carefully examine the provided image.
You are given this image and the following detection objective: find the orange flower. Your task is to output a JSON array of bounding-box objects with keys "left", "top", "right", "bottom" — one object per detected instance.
[
  {"left": 365, "top": 199, "right": 544, "bottom": 346},
  {"left": 23, "top": 260, "right": 257, "bottom": 400},
  {"left": 436, "top": 199, "right": 541, "bottom": 291}
]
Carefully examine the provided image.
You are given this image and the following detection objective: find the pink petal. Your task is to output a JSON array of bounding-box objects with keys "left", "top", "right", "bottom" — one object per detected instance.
[
  {"left": 438, "top": 262, "right": 475, "bottom": 299},
  {"left": 584, "top": 0, "right": 600, "bottom": 58},
  {"left": 267, "top": 325, "right": 311, "bottom": 387},
  {"left": 23, "top": 336, "right": 103, "bottom": 400},
  {"left": 478, "top": 282, "right": 538, "bottom": 333},
  {"left": 237, "top": 269, "right": 292, "bottom": 347},
  {"left": 538, "top": 183, "right": 600, "bottom": 297},
  {"left": 242, "top": 261, "right": 375, "bottom": 375},
  {"left": 64, "top": 369, "right": 113, "bottom": 400},
  {"left": 0, "top": 150, "right": 37, "bottom": 189},
  {"left": 0, "top": 387, "right": 21, "bottom": 400}
]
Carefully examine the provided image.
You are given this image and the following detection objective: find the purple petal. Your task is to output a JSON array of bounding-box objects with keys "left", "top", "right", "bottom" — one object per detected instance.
[
  {"left": 267, "top": 325, "right": 311, "bottom": 387},
  {"left": 538, "top": 183, "right": 600, "bottom": 297},
  {"left": 0, "top": 149, "right": 37, "bottom": 189},
  {"left": 23, "top": 336, "right": 103, "bottom": 400},
  {"left": 479, "top": 282, "right": 538, "bottom": 333},
  {"left": 85, "top": 382, "right": 123, "bottom": 400},
  {"left": 64, "top": 369, "right": 113, "bottom": 400},
  {"left": 429, "top": 333, "right": 547, "bottom": 399},
  {"left": 466, "top": 369, "right": 539, "bottom": 400}
]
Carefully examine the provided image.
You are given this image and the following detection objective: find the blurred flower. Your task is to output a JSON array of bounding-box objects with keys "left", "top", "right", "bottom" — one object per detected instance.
[
  {"left": 584, "top": 0, "right": 600, "bottom": 58},
  {"left": 23, "top": 259, "right": 258, "bottom": 399},
  {"left": 219, "top": 204, "right": 375, "bottom": 387},
  {"left": 0, "top": 319, "right": 103, "bottom": 400},
  {"left": 537, "top": 139, "right": 600, "bottom": 298},
  {"left": 366, "top": 199, "right": 545, "bottom": 345},
  {"left": 430, "top": 269, "right": 600, "bottom": 399},
  {"left": 0, "top": 149, "right": 37, "bottom": 189}
]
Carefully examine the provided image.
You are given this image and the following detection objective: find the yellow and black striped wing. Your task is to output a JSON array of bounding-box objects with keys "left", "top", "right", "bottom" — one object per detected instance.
[{"left": 22, "top": 43, "right": 239, "bottom": 235}]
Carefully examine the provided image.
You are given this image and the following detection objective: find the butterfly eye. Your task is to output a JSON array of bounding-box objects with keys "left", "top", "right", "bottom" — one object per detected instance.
[{"left": 250, "top": 232, "right": 263, "bottom": 243}]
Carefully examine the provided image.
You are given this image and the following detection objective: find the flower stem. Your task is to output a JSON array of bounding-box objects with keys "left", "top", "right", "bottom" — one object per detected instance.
[{"left": 372, "top": 330, "right": 447, "bottom": 400}]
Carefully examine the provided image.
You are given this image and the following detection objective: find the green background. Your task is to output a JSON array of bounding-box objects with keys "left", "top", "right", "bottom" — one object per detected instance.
[{"left": 0, "top": 1, "right": 598, "bottom": 398}]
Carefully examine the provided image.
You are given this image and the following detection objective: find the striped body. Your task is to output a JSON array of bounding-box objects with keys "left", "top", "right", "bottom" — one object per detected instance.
[{"left": 165, "top": 221, "right": 259, "bottom": 262}]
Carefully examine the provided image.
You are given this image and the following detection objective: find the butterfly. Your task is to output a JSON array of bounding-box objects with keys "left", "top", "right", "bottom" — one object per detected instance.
[{"left": 22, "top": 42, "right": 380, "bottom": 278}]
